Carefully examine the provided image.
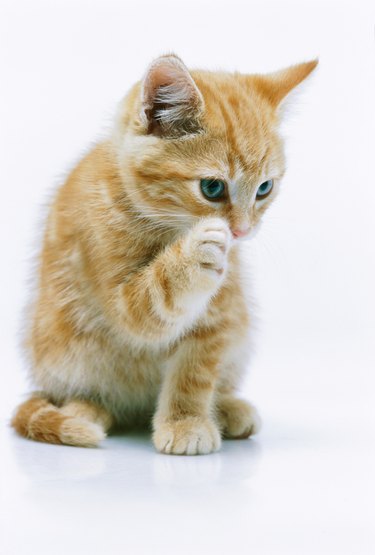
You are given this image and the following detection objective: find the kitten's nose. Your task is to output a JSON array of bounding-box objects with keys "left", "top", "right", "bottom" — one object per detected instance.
[{"left": 231, "top": 227, "right": 250, "bottom": 238}]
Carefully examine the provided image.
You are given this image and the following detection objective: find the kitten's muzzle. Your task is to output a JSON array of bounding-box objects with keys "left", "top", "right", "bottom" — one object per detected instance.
[{"left": 231, "top": 227, "right": 250, "bottom": 239}]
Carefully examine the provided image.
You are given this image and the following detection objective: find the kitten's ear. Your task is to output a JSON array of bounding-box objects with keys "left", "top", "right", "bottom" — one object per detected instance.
[
  {"left": 140, "top": 54, "right": 204, "bottom": 138},
  {"left": 252, "top": 60, "right": 318, "bottom": 109}
]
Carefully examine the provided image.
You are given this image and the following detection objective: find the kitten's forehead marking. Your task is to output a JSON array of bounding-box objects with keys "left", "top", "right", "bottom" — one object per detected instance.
[
  {"left": 227, "top": 163, "right": 245, "bottom": 203},
  {"left": 228, "top": 162, "right": 257, "bottom": 205}
]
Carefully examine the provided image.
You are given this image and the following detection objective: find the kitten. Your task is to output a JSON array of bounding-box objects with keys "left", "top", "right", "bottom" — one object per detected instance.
[{"left": 12, "top": 54, "right": 317, "bottom": 455}]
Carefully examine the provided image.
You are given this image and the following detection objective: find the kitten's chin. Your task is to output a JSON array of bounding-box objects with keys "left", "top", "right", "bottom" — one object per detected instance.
[{"left": 233, "top": 235, "right": 251, "bottom": 243}]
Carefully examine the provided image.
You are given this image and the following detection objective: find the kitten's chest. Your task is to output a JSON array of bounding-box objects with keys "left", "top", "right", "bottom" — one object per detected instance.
[{"left": 97, "top": 343, "right": 168, "bottom": 419}]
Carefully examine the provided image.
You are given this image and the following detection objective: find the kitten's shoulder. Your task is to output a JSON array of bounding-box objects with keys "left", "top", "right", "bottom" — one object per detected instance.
[{"left": 70, "top": 140, "right": 119, "bottom": 185}]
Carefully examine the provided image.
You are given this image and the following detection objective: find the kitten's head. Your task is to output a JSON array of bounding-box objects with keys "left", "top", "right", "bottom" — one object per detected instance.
[{"left": 116, "top": 54, "right": 317, "bottom": 240}]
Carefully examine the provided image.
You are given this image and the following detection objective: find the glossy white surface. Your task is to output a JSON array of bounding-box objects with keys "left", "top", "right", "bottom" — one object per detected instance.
[{"left": 2, "top": 331, "right": 374, "bottom": 555}]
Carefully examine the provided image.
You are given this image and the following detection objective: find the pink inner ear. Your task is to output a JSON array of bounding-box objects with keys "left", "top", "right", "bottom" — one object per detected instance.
[
  {"left": 140, "top": 55, "right": 204, "bottom": 136},
  {"left": 142, "top": 56, "right": 190, "bottom": 110},
  {"left": 151, "top": 64, "right": 177, "bottom": 89},
  {"left": 143, "top": 64, "right": 176, "bottom": 108}
]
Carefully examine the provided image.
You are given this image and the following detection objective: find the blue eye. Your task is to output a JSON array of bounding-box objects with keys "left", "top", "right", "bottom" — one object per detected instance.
[
  {"left": 256, "top": 179, "right": 273, "bottom": 199},
  {"left": 200, "top": 179, "right": 226, "bottom": 201}
]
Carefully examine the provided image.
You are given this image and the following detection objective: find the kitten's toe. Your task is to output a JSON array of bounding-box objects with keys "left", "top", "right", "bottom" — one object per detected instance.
[
  {"left": 153, "top": 416, "right": 221, "bottom": 455},
  {"left": 217, "top": 397, "right": 261, "bottom": 439}
]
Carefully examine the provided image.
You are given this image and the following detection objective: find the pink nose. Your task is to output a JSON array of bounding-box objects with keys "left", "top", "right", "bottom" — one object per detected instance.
[{"left": 231, "top": 228, "right": 250, "bottom": 238}]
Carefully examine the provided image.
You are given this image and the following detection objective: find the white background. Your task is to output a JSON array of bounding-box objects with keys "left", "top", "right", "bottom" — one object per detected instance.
[{"left": 1, "top": 0, "right": 374, "bottom": 554}]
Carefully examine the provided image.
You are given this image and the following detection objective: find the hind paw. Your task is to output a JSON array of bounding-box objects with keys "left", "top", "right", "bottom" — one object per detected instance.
[{"left": 217, "top": 397, "right": 261, "bottom": 439}]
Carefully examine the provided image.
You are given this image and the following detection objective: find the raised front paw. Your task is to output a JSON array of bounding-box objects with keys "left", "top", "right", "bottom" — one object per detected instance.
[
  {"left": 185, "top": 218, "right": 231, "bottom": 277},
  {"left": 153, "top": 416, "right": 221, "bottom": 455},
  {"left": 217, "top": 397, "right": 261, "bottom": 439}
]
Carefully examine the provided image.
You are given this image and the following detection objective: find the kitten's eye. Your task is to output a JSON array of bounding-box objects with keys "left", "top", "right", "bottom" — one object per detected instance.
[
  {"left": 256, "top": 179, "right": 274, "bottom": 200},
  {"left": 200, "top": 179, "right": 226, "bottom": 201}
]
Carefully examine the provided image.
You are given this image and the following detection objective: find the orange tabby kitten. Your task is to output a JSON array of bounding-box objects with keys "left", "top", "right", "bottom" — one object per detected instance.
[{"left": 12, "top": 54, "right": 317, "bottom": 454}]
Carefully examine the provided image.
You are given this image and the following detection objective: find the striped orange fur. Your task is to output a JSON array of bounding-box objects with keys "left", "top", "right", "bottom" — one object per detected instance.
[
  {"left": 12, "top": 395, "right": 112, "bottom": 447},
  {"left": 12, "top": 54, "right": 317, "bottom": 454}
]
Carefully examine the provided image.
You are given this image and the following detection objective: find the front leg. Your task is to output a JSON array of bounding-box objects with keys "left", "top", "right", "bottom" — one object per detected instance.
[
  {"left": 111, "top": 217, "right": 231, "bottom": 344},
  {"left": 153, "top": 334, "right": 223, "bottom": 455}
]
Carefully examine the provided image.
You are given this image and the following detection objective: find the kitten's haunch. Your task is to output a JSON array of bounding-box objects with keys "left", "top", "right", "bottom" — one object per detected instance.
[{"left": 12, "top": 54, "right": 317, "bottom": 454}]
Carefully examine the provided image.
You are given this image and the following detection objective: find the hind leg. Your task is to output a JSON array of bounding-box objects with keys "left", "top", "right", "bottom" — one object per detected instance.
[
  {"left": 216, "top": 394, "right": 261, "bottom": 439},
  {"left": 58, "top": 399, "right": 113, "bottom": 446},
  {"left": 12, "top": 394, "right": 113, "bottom": 447}
]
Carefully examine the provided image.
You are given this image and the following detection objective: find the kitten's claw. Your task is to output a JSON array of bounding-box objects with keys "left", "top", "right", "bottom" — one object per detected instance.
[{"left": 153, "top": 416, "right": 221, "bottom": 455}]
